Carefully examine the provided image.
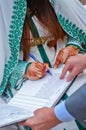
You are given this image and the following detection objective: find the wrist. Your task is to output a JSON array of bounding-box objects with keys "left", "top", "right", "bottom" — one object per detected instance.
[
  {"left": 67, "top": 45, "right": 79, "bottom": 51},
  {"left": 50, "top": 107, "right": 62, "bottom": 126},
  {"left": 54, "top": 101, "right": 74, "bottom": 122}
]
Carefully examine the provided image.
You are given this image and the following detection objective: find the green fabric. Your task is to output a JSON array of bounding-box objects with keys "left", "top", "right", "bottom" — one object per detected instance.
[
  {"left": 29, "top": 15, "right": 52, "bottom": 67},
  {"left": 62, "top": 94, "right": 68, "bottom": 101},
  {"left": 0, "top": 0, "right": 26, "bottom": 95},
  {"left": 57, "top": 14, "right": 86, "bottom": 52},
  {"left": 24, "top": 126, "right": 32, "bottom": 130},
  {"left": 76, "top": 121, "right": 86, "bottom": 130},
  {"left": 9, "top": 61, "right": 31, "bottom": 89},
  {"left": 2, "top": 86, "right": 13, "bottom": 99}
]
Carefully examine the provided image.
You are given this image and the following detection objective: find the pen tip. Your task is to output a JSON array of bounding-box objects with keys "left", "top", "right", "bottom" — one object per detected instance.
[{"left": 46, "top": 70, "right": 52, "bottom": 75}]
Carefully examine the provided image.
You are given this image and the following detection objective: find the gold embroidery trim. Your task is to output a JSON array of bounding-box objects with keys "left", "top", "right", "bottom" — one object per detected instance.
[{"left": 30, "top": 36, "right": 54, "bottom": 46}]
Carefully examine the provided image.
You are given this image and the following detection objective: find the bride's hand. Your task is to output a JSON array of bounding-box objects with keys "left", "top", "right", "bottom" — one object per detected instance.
[
  {"left": 54, "top": 46, "right": 79, "bottom": 68},
  {"left": 25, "top": 62, "right": 49, "bottom": 80}
]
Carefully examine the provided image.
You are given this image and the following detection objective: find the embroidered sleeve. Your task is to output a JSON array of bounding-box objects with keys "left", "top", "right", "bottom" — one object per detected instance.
[
  {"left": 9, "top": 60, "right": 31, "bottom": 90},
  {"left": 56, "top": 13, "right": 86, "bottom": 53},
  {"left": 66, "top": 36, "right": 86, "bottom": 53}
]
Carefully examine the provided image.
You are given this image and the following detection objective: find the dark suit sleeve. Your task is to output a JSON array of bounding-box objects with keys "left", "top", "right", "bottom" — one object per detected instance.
[{"left": 65, "top": 82, "right": 86, "bottom": 127}]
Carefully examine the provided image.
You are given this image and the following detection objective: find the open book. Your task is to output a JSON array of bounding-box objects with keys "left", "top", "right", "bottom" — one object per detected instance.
[{"left": 0, "top": 67, "right": 74, "bottom": 128}]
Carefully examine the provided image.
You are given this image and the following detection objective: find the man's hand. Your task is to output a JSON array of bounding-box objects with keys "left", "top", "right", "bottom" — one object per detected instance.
[
  {"left": 19, "top": 107, "right": 61, "bottom": 130},
  {"left": 54, "top": 46, "right": 79, "bottom": 68},
  {"left": 60, "top": 54, "right": 86, "bottom": 81}
]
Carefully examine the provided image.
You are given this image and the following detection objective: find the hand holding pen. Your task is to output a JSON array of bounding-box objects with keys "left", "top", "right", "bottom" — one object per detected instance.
[
  {"left": 16, "top": 53, "right": 52, "bottom": 87},
  {"left": 29, "top": 53, "right": 52, "bottom": 75},
  {"left": 25, "top": 62, "right": 50, "bottom": 80}
]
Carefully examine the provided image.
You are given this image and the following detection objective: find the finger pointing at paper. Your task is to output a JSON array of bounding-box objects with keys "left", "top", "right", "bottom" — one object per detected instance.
[{"left": 60, "top": 55, "right": 86, "bottom": 82}]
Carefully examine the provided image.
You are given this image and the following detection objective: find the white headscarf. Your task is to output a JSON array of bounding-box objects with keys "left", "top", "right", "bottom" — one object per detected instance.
[
  {"left": 53, "top": 0, "right": 86, "bottom": 33},
  {"left": 0, "top": 0, "right": 13, "bottom": 85},
  {"left": 0, "top": 0, "right": 26, "bottom": 95}
]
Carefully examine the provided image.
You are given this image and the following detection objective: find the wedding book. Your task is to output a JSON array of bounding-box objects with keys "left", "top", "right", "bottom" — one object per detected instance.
[{"left": 0, "top": 67, "right": 75, "bottom": 128}]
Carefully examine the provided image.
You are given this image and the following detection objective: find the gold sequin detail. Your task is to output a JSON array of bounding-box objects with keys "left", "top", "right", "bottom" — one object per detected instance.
[{"left": 31, "top": 36, "right": 54, "bottom": 46}]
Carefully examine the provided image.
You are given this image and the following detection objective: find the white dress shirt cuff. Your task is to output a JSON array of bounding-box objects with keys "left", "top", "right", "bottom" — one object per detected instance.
[{"left": 54, "top": 101, "right": 74, "bottom": 122}]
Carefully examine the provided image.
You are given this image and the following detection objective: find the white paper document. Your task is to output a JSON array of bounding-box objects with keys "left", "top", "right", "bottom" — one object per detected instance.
[{"left": 0, "top": 67, "right": 74, "bottom": 128}]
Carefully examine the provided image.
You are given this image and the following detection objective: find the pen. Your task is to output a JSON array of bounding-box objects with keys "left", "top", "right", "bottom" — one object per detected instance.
[{"left": 29, "top": 53, "right": 52, "bottom": 75}]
